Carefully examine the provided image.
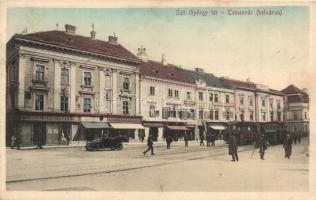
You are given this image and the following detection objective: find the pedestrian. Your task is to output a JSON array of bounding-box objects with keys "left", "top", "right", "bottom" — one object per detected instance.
[
  {"left": 10, "top": 134, "right": 16, "bottom": 149},
  {"left": 293, "top": 133, "right": 297, "bottom": 145},
  {"left": 283, "top": 134, "right": 293, "bottom": 159},
  {"left": 206, "top": 133, "right": 211, "bottom": 147},
  {"left": 184, "top": 133, "right": 189, "bottom": 147},
  {"left": 65, "top": 132, "right": 70, "bottom": 146},
  {"left": 200, "top": 134, "right": 204, "bottom": 146},
  {"left": 211, "top": 133, "right": 216, "bottom": 147},
  {"left": 15, "top": 129, "right": 22, "bottom": 150},
  {"left": 166, "top": 134, "right": 172, "bottom": 149},
  {"left": 256, "top": 134, "right": 267, "bottom": 160},
  {"left": 298, "top": 133, "right": 301, "bottom": 144},
  {"left": 143, "top": 134, "right": 154, "bottom": 155},
  {"left": 141, "top": 134, "right": 145, "bottom": 143},
  {"left": 228, "top": 132, "right": 239, "bottom": 162}
]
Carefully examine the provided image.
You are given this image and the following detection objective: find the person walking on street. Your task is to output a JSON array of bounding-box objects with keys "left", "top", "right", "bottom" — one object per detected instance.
[
  {"left": 166, "top": 134, "right": 172, "bottom": 149},
  {"left": 10, "top": 134, "right": 16, "bottom": 149},
  {"left": 200, "top": 134, "right": 205, "bottom": 146},
  {"left": 211, "top": 132, "right": 216, "bottom": 147},
  {"left": 184, "top": 133, "right": 189, "bottom": 147},
  {"left": 256, "top": 134, "right": 267, "bottom": 160},
  {"left": 143, "top": 134, "right": 154, "bottom": 155},
  {"left": 283, "top": 134, "right": 293, "bottom": 159},
  {"left": 293, "top": 133, "right": 297, "bottom": 145},
  {"left": 206, "top": 133, "right": 211, "bottom": 147},
  {"left": 228, "top": 132, "right": 239, "bottom": 162}
]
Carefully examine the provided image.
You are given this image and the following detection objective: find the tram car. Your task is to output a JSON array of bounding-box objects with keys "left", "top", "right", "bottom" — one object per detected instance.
[
  {"left": 224, "top": 122, "right": 260, "bottom": 146},
  {"left": 261, "top": 122, "right": 285, "bottom": 145}
]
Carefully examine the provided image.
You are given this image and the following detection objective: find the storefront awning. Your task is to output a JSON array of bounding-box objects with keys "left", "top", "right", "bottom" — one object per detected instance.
[
  {"left": 167, "top": 126, "right": 189, "bottom": 131},
  {"left": 110, "top": 123, "right": 145, "bottom": 129},
  {"left": 82, "top": 122, "right": 110, "bottom": 129},
  {"left": 210, "top": 125, "right": 226, "bottom": 130}
]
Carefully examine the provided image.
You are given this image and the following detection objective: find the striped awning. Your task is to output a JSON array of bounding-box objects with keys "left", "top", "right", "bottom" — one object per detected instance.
[
  {"left": 82, "top": 122, "right": 110, "bottom": 129},
  {"left": 110, "top": 123, "right": 145, "bottom": 129},
  {"left": 167, "top": 126, "right": 189, "bottom": 131}
]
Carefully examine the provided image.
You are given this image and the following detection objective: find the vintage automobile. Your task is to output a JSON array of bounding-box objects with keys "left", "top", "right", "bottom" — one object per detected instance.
[{"left": 85, "top": 135, "right": 127, "bottom": 151}]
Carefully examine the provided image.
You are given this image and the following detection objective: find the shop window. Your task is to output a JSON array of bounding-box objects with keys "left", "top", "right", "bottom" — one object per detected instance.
[
  {"left": 123, "top": 101, "right": 129, "bottom": 115},
  {"left": 61, "top": 68, "right": 69, "bottom": 84},
  {"left": 83, "top": 98, "right": 91, "bottom": 112},
  {"left": 84, "top": 72, "right": 92, "bottom": 86},
  {"left": 35, "top": 94, "right": 44, "bottom": 110},
  {"left": 60, "top": 95, "right": 69, "bottom": 112},
  {"left": 35, "top": 64, "right": 45, "bottom": 81}
]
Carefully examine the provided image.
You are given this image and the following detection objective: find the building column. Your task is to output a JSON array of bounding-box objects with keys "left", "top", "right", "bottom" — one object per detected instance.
[
  {"left": 135, "top": 73, "right": 140, "bottom": 115},
  {"left": 70, "top": 62, "right": 76, "bottom": 112},
  {"left": 112, "top": 69, "right": 117, "bottom": 114},
  {"left": 99, "top": 69, "right": 105, "bottom": 112},
  {"left": 18, "top": 54, "right": 25, "bottom": 108},
  {"left": 158, "top": 127, "right": 163, "bottom": 141},
  {"left": 54, "top": 60, "right": 61, "bottom": 110}
]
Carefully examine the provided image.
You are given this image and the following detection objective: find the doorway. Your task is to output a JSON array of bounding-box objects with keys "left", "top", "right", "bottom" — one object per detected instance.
[{"left": 33, "top": 123, "right": 46, "bottom": 145}]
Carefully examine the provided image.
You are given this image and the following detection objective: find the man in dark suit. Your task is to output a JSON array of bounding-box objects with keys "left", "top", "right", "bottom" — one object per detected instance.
[
  {"left": 166, "top": 134, "right": 172, "bottom": 149},
  {"left": 143, "top": 134, "right": 154, "bottom": 155},
  {"left": 184, "top": 133, "right": 189, "bottom": 147},
  {"left": 256, "top": 134, "right": 267, "bottom": 160},
  {"left": 283, "top": 134, "right": 293, "bottom": 159},
  {"left": 228, "top": 131, "right": 238, "bottom": 161}
]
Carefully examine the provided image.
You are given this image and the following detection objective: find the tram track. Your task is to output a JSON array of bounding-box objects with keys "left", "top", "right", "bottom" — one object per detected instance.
[{"left": 6, "top": 145, "right": 253, "bottom": 184}]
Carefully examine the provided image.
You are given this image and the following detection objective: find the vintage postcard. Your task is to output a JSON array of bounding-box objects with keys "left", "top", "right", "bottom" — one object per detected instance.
[{"left": 0, "top": 0, "right": 315, "bottom": 200}]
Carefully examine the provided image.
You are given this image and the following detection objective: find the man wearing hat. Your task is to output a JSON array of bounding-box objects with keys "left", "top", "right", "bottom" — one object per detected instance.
[
  {"left": 228, "top": 131, "right": 239, "bottom": 161},
  {"left": 256, "top": 134, "right": 267, "bottom": 160},
  {"left": 283, "top": 133, "right": 293, "bottom": 159}
]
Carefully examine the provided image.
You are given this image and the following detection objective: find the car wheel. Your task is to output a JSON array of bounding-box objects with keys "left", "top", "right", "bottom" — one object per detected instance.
[
  {"left": 110, "top": 145, "right": 116, "bottom": 150},
  {"left": 116, "top": 143, "right": 123, "bottom": 150}
]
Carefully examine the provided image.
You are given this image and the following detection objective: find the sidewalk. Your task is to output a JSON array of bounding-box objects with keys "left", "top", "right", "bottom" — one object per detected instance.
[{"left": 7, "top": 139, "right": 227, "bottom": 150}]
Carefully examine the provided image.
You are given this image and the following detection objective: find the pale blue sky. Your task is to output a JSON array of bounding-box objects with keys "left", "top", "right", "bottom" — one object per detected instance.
[{"left": 7, "top": 7, "right": 310, "bottom": 90}]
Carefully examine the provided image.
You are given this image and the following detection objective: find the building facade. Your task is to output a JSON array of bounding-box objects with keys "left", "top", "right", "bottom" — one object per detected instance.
[
  {"left": 6, "top": 24, "right": 144, "bottom": 146},
  {"left": 139, "top": 49, "right": 196, "bottom": 141},
  {"left": 182, "top": 68, "right": 235, "bottom": 139},
  {"left": 282, "top": 85, "right": 309, "bottom": 136}
]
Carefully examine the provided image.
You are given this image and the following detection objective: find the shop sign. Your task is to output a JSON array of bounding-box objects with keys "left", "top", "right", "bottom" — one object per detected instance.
[{"left": 20, "top": 114, "right": 79, "bottom": 122}]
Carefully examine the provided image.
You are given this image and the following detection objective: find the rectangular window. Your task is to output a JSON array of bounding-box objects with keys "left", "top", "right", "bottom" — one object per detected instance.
[
  {"left": 123, "top": 77, "right": 130, "bottom": 90},
  {"left": 270, "top": 111, "right": 274, "bottom": 121},
  {"left": 168, "top": 89, "right": 173, "bottom": 98},
  {"left": 84, "top": 72, "right": 92, "bottom": 86},
  {"left": 174, "top": 90, "right": 179, "bottom": 98},
  {"left": 226, "top": 111, "right": 230, "bottom": 120},
  {"left": 36, "top": 64, "right": 45, "bottom": 81},
  {"left": 215, "top": 110, "right": 219, "bottom": 120},
  {"left": 240, "top": 97, "right": 244, "bottom": 105},
  {"left": 225, "top": 95, "right": 229, "bottom": 103},
  {"left": 149, "top": 105, "right": 156, "bottom": 117},
  {"left": 249, "top": 97, "right": 253, "bottom": 106},
  {"left": 210, "top": 111, "right": 214, "bottom": 120},
  {"left": 277, "top": 102, "right": 281, "bottom": 109},
  {"left": 305, "top": 112, "right": 307, "bottom": 119},
  {"left": 278, "top": 112, "right": 281, "bottom": 121},
  {"left": 199, "top": 110, "right": 203, "bottom": 119},
  {"left": 149, "top": 86, "right": 155, "bottom": 96},
  {"left": 186, "top": 92, "right": 191, "bottom": 100},
  {"left": 61, "top": 68, "right": 69, "bottom": 84},
  {"left": 83, "top": 98, "right": 91, "bottom": 112},
  {"left": 262, "top": 99, "right": 266, "bottom": 107},
  {"left": 250, "top": 111, "right": 254, "bottom": 121},
  {"left": 214, "top": 94, "right": 218, "bottom": 102},
  {"left": 60, "top": 95, "right": 69, "bottom": 112},
  {"left": 209, "top": 93, "right": 213, "bottom": 101},
  {"left": 35, "top": 94, "right": 44, "bottom": 110},
  {"left": 199, "top": 92, "right": 203, "bottom": 101},
  {"left": 262, "top": 112, "right": 266, "bottom": 121},
  {"left": 123, "top": 101, "right": 129, "bottom": 115}
]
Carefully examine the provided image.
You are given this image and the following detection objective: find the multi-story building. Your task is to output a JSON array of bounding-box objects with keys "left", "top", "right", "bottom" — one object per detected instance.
[
  {"left": 220, "top": 78, "right": 257, "bottom": 123},
  {"left": 138, "top": 47, "right": 196, "bottom": 141},
  {"left": 282, "top": 84, "right": 309, "bottom": 136},
  {"left": 255, "top": 84, "right": 284, "bottom": 123},
  {"left": 182, "top": 68, "right": 235, "bottom": 139},
  {"left": 6, "top": 24, "right": 144, "bottom": 146}
]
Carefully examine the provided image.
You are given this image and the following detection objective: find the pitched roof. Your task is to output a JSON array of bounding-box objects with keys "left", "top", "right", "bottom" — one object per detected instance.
[
  {"left": 268, "top": 89, "right": 285, "bottom": 96},
  {"left": 181, "top": 69, "right": 231, "bottom": 89},
  {"left": 220, "top": 78, "right": 256, "bottom": 90},
  {"left": 140, "top": 60, "right": 195, "bottom": 85},
  {"left": 13, "top": 30, "right": 139, "bottom": 62},
  {"left": 287, "top": 95, "right": 309, "bottom": 103},
  {"left": 281, "top": 84, "right": 307, "bottom": 95}
]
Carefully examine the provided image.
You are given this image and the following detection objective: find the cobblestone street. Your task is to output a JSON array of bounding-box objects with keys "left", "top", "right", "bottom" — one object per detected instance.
[{"left": 6, "top": 139, "right": 309, "bottom": 191}]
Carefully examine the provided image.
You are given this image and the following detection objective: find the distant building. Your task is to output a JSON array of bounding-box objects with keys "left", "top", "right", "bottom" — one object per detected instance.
[
  {"left": 139, "top": 49, "right": 196, "bottom": 141},
  {"left": 282, "top": 84, "right": 309, "bottom": 136},
  {"left": 6, "top": 24, "right": 143, "bottom": 146},
  {"left": 182, "top": 68, "right": 235, "bottom": 139}
]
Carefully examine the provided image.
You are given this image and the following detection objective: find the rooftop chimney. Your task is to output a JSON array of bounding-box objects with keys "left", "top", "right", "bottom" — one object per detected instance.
[
  {"left": 90, "top": 24, "right": 96, "bottom": 39},
  {"left": 137, "top": 46, "right": 148, "bottom": 61},
  {"left": 65, "top": 24, "right": 76, "bottom": 35},
  {"left": 302, "top": 88, "right": 308, "bottom": 94},
  {"left": 195, "top": 68, "right": 204, "bottom": 73},
  {"left": 108, "top": 33, "right": 118, "bottom": 44},
  {"left": 161, "top": 53, "right": 167, "bottom": 65}
]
